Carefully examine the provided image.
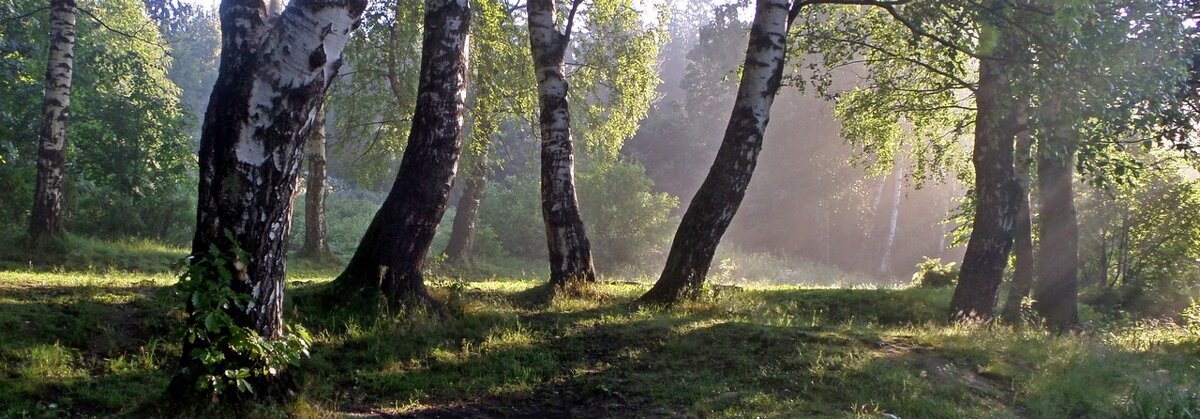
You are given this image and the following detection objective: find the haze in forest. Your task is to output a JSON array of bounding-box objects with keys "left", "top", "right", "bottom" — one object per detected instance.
[{"left": 179, "top": 0, "right": 963, "bottom": 285}]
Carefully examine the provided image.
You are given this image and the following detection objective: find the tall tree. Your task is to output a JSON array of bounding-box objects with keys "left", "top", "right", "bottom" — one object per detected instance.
[
  {"left": 639, "top": 0, "right": 795, "bottom": 303},
  {"left": 443, "top": 150, "right": 487, "bottom": 266},
  {"left": 948, "top": 12, "right": 1023, "bottom": 320},
  {"left": 443, "top": 0, "right": 538, "bottom": 267},
  {"left": 527, "top": 0, "right": 596, "bottom": 287},
  {"left": 1032, "top": 98, "right": 1080, "bottom": 329},
  {"left": 300, "top": 103, "right": 331, "bottom": 259},
  {"left": 172, "top": 0, "right": 367, "bottom": 396},
  {"left": 1002, "top": 107, "right": 1035, "bottom": 323},
  {"left": 332, "top": 0, "right": 471, "bottom": 304},
  {"left": 29, "top": 0, "right": 76, "bottom": 243}
]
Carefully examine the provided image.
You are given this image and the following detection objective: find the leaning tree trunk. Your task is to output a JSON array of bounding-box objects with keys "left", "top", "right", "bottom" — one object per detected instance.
[
  {"left": 29, "top": 0, "right": 76, "bottom": 243},
  {"left": 1032, "top": 98, "right": 1079, "bottom": 330},
  {"left": 639, "top": 0, "right": 794, "bottom": 304},
  {"left": 333, "top": 0, "right": 471, "bottom": 304},
  {"left": 1002, "top": 109, "right": 1035, "bottom": 323},
  {"left": 300, "top": 103, "right": 331, "bottom": 259},
  {"left": 443, "top": 151, "right": 487, "bottom": 266},
  {"left": 948, "top": 21, "right": 1022, "bottom": 320},
  {"left": 171, "top": 0, "right": 367, "bottom": 397},
  {"left": 528, "top": 0, "right": 596, "bottom": 287}
]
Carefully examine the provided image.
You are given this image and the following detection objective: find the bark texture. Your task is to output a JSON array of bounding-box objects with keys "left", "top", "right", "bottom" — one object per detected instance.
[
  {"left": 639, "top": 0, "right": 793, "bottom": 304},
  {"left": 528, "top": 0, "right": 596, "bottom": 287},
  {"left": 443, "top": 154, "right": 487, "bottom": 266},
  {"left": 29, "top": 0, "right": 76, "bottom": 243},
  {"left": 333, "top": 0, "right": 470, "bottom": 304},
  {"left": 1002, "top": 110, "right": 1035, "bottom": 323},
  {"left": 1032, "top": 99, "right": 1080, "bottom": 330},
  {"left": 300, "top": 103, "right": 331, "bottom": 259},
  {"left": 174, "top": 0, "right": 366, "bottom": 395},
  {"left": 949, "top": 24, "right": 1022, "bottom": 320}
]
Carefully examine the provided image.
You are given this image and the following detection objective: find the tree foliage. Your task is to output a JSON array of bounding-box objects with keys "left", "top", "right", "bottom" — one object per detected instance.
[{"left": 0, "top": 0, "right": 193, "bottom": 241}]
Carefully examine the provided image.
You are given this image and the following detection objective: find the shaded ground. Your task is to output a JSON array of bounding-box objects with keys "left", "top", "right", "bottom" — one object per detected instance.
[{"left": 1, "top": 268, "right": 1198, "bottom": 418}]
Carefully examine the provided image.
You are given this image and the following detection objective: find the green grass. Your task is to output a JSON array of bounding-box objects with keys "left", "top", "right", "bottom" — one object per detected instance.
[
  {"left": 1, "top": 260, "right": 1198, "bottom": 417},
  {"left": 0, "top": 224, "right": 1193, "bottom": 417}
]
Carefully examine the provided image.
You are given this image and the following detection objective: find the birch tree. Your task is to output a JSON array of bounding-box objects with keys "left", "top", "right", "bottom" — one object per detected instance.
[
  {"left": 172, "top": 0, "right": 367, "bottom": 397},
  {"left": 29, "top": 0, "right": 76, "bottom": 243},
  {"left": 527, "top": 0, "right": 597, "bottom": 287},
  {"left": 332, "top": 0, "right": 471, "bottom": 305},
  {"left": 639, "top": 0, "right": 796, "bottom": 303},
  {"left": 300, "top": 103, "right": 331, "bottom": 259},
  {"left": 1002, "top": 107, "right": 1035, "bottom": 323},
  {"left": 1032, "top": 97, "right": 1080, "bottom": 329},
  {"left": 946, "top": 14, "right": 1024, "bottom": 320},
  {"left": 444, "top": 0, "right": 537, "bottom": 267}
]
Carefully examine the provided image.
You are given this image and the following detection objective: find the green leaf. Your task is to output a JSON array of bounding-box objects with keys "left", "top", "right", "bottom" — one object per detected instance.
[{"left": 204, "top": 312, "right": 220, "bottom": 332}]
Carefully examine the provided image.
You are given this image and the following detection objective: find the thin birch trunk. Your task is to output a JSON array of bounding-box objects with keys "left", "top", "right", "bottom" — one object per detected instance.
[
  {"left": 639, "top": 0, "right": 794, "bottom": 304},
  {"left": 300, "top": 103, "right": 331, "bottom": 259},
  {"left": 528, "top": 0, "right": 596, "bottom": 287},
  {"left": 1002, "top": 108, "right": 1035, "bottom": 323},
  {"left": 29, "top": 0, "right": 76, "bottom": 243},
  {"left": 443, "top": 151, "right": 487, "bottom": 266},
  {"left": 878, "top": 166, "right": 903, "bottom": 275}
]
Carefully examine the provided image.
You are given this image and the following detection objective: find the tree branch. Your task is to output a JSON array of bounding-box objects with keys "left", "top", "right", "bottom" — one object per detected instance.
[
  {"left": 562, "top": 0, "right": 584, "bottom": 42},
  {"left": 77, "top": 7, "right": 170, "bottom": 53}
]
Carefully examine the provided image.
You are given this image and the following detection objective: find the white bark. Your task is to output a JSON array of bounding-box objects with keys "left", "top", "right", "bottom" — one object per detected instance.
[
  {"left": 528, "top": 0, "right": 595, "bottom": 284},
  {"left": 879, "top": 167, "right": 903, "bottom": 274},
  {"left": 30, "top": 0, "right": 77, "bottom": 240},
  {"left": 640, "top": 0, "right": 794, "bottom": 302}
]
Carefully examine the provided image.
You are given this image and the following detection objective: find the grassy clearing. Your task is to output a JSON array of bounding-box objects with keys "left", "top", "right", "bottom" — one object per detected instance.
[{"left": 1, "top": 259, "right": 1198, "bottom": 418}]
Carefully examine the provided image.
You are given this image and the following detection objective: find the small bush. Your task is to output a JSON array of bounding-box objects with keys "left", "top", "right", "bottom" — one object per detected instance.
[
  {"left": 911, "top": 257, "right": 958, "bottom": 288},
  {"left": 174, "top": 237, "right": 311, "bottom": 397}
]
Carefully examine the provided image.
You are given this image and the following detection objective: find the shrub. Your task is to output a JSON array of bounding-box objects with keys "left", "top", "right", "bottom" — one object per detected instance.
[
  {"left": 1078, "top": 162, "right": 1200, "bottom": 318},
  {"left": 174, "top": 238, "right": 311, "bottom": 397},
  {"left": 911, "top": 257, "right": 958, "bottom": 288}
]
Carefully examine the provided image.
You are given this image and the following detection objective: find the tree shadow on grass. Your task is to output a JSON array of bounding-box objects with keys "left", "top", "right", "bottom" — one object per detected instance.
[
  {"left": 307, "top": 284, "right": 954, "bottom": 417},
  {"left": 385, "top": 318, "right": 885, "bottom": 418}
]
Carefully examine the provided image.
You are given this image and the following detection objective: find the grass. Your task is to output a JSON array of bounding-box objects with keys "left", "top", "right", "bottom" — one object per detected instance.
[{"left": 0, "top": 242, "right": 1198, "bottom": 417}]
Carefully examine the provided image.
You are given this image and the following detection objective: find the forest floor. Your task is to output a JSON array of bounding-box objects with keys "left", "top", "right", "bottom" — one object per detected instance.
[{"left": 1, "top": 239, "right": 1198, "bottom": 418}]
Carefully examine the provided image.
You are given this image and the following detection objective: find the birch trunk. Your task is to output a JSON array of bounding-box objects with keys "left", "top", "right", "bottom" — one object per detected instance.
[
  {"left": 334, "top": 0, "right": 470, "bottom": 304},
  {"left": 29, "top": 0, "right": 76, "bottom": 243},
  {"left": 639, "top": 0, "right": 793, "bottom": 304},
  {"left": 300, "top": 103, "right": 331, "bottom": 259},
  {"left": 528, "top": 0, "right": 596, "bottom": 287},
  {"left": 443, "top": 154, "right": 487, "bottom": 266},
  {"left": 173, "top": 0, "right": 366, "bottom": 396},
  {"left": 878, "top": 167, "right": 903, "bottom": 275},
  {"left": 1032, "top": 98, "right": 1080, "bottom": 330},
  {"left": 949, "top": 21, "right": 1022, "bottom": 320},
  {"left": 1002, "top": 109, "right": 1035, "bottom": 323}
]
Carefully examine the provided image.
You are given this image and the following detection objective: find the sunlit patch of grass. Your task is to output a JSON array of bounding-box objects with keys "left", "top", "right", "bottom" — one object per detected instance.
[
  {"left": 18, "top": 343, "right": 86, "bottom": 381},
  {"left": 0, "top": 233, "right": 187, "bottom": 273}
]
